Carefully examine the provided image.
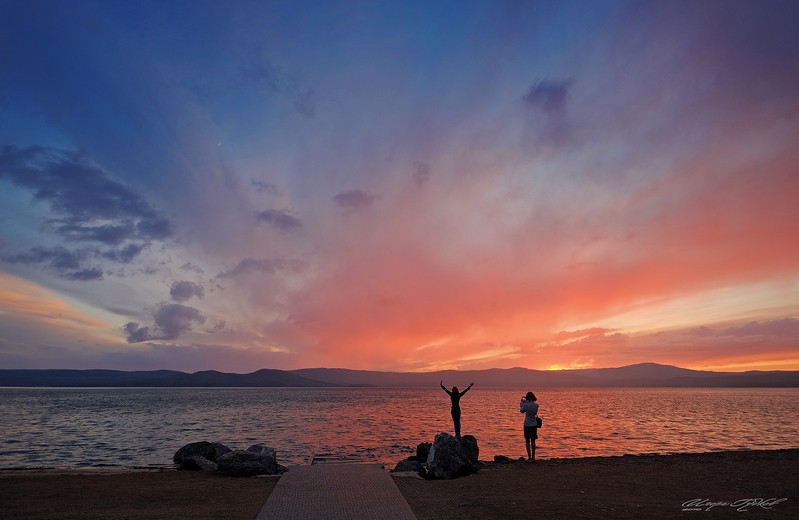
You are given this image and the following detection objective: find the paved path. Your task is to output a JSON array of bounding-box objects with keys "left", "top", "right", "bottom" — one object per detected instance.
[{"left": 256, "top": 464, "right": 417, "bottom": 520}]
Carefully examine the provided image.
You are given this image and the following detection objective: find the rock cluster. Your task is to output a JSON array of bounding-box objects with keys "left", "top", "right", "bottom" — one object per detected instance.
[
  {"left": 391, "top": 433, "right": 482, "bottom": 479},
  {"left": 427, "top": 432, "right": 480, "bottom": 479},
  {"left": 173, "top": 441, "right": 286, "bottom": 477}
]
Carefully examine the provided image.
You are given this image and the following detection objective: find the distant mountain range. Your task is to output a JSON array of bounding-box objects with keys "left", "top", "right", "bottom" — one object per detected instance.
[{"left": 0, "top": 363, "right": 797, "bottom": 387}]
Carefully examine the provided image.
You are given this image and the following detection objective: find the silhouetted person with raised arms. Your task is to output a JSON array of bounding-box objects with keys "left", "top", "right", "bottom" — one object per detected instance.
[{"left": 440, "top": 380, "right": 474, "bottom": 438}]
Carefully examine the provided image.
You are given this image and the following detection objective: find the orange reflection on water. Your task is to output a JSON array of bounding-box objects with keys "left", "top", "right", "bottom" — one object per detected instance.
[{"left": 0, "top": 387, "right": 797, "bottom": 468}]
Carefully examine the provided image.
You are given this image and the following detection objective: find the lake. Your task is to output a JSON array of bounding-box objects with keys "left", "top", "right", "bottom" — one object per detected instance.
[{"left": 0, "top": 387, "right": 797, "bottom": 468}]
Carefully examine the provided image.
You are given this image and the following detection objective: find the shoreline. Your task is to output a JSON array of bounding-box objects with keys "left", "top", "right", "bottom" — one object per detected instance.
[
  {"left": 1, "top": 446, "right": 796, "bottom": 473},
  {"left": 1, "top": 448, "right": 797, "bottom": 519}
]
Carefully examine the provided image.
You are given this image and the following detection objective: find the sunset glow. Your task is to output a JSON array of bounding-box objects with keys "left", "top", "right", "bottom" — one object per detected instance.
[{"left": 1, "top": 1, "right": 798, "bottom": 373}]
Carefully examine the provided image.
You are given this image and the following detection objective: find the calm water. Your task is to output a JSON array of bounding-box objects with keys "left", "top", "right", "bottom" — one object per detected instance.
[{"left": 0, "top": 387, "right": 797, "bottom": 468}]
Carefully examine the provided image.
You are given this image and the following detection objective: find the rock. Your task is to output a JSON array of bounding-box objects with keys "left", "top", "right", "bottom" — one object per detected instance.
[
  {"left": 173, "top": 441, "right": 232, "bottom": 464},
  {"left": 391, "top": 458, "right": 426, "bottom": 476},
  {"left": 493, "top": 455, "right": 514, "bottom": 464},
  {"left": 217, "top": 448, "right": 286, "bottom": 477},
  {"left": 459, "top": 435, "right": 479, "bottom": 464},
  {"left": 247, "top": 444, "right": 277, "bottom": 459},
  {"left": 416, "top": 442, "right": 432, "bottom": 460},
  {"left": 426, "top": 432, "right": 480, "bottom": 479},
  {"left": 179, "top": 455, "right": 218, "bottom": 472}
]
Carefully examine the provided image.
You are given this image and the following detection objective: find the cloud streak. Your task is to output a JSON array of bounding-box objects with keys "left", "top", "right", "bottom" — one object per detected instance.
[
  {"left": 522, "top": 79, "right": 572, "bottom": 114},
  {"left": 333, "top": 190, "right": 375, "bottom": 211},
  {"left": 217, "top": 258, "right": 306, "bottom": 279},
  {"left": 255, "top": 209, "right": 302, "bottom": 231},
  {"left": 4, "top": 246, "right": 103, "bottom": 281}
]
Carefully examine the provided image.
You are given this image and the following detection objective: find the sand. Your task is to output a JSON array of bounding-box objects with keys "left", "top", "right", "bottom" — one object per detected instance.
[
  {"left": 395, "top": 449, "right": 799, "bottom": 520},
  {"left": 1, "top": 449, "right": 796, "bottom": 520},
  {"left": 0, "top": 468, "right": 279, "bottom": 520}
]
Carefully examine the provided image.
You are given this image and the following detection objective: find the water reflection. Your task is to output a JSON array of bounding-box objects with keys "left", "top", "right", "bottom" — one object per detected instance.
[{"left": 0, "top": 387, "right": 796, "bottom": 468}]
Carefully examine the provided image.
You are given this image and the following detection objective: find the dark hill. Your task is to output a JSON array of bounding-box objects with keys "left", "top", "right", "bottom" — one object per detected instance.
[{"left": 1, "top": 363, "right": 797, "bottom": 387}]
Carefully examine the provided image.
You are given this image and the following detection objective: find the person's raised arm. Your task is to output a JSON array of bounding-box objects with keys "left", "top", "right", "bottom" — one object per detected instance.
[
  {"left": 440, "top": 380, "right": 452, "bottom": 396},
  {"left": 461, "top": 382, "right": 474, "bottom": 396}
]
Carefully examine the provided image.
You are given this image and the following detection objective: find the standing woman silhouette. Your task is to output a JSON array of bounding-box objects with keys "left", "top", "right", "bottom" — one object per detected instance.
[
  {"left": 440, "top": 380, "right": 474, "bottom": 438},
  {"left": 520, "top": 391, "right": 539, "bottom": 461}
]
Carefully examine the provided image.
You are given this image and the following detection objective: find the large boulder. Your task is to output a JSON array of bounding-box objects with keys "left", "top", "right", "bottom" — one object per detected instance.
[
  {"left": 459, "top": 435, "right": 479, "bottom": 464},
  {"left": 179, "top": 455, "right": 218, "bottom": 472},
  {"left": 416, "top": 442, "right": 432, "bottom": 460},
  {"left": 426, "top": 432, "right": 480, "bottom": 479},
  {"left": 217, "top": 447, "right": 286, "bottom": 477},
  {"left": 173, "top": 441, "right": 232, "bottom": 465},
  {"left": 247, "top": 444, "right": 276, "bottom": 459}
]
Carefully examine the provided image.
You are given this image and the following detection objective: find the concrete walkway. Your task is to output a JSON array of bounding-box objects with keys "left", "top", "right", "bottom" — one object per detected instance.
[{"left": 256, "top": 464, "right": 417, "bottom": 520}]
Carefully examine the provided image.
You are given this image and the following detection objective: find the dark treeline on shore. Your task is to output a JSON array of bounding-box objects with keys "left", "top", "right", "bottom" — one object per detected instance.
[{"left": 1, "top": 363, "right": 798, "bottom": 388}]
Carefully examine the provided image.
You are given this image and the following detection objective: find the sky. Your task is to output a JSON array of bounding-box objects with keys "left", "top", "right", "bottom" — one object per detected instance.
[{"left": 1, "top": 0, "right": 798, "bottom": 373}]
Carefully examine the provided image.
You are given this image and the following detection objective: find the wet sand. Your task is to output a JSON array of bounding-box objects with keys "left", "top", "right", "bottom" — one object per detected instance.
[{"left": 1, "top": 449, "right": 796, "bottom": 519}]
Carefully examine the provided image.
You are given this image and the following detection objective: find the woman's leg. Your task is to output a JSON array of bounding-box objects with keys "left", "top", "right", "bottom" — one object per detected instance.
[
  {"left": 525, "top": 438, "right": 532, "bottom": 459},
  {"left": 452, "top": 409, "right": 461, "bottom": 437},
  {"left": 530, "top": 438, "right": 536, "bottom": 460}
]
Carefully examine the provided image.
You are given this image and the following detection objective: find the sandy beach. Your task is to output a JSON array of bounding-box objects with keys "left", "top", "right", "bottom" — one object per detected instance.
[
  {"left": 1, "top": 449, "right": 796, "bottom": 520},
  {"left": 396, "top": 449, "right": 799, "bottom": 520}
]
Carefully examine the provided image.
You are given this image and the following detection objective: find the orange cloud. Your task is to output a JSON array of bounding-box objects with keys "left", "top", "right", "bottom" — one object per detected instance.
[
  {"left": 0, "top": 272, "right": 118, "bottom": 345},
  {"left": 266, "top": 123, "right": 799, "bottom": 371}
]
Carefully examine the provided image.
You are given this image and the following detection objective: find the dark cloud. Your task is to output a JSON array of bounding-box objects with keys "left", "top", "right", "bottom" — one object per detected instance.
[
  {"left": 522, "top": 79, "right": 573, "bottom": 114},
  {"left": 0, "top": 145, "right": 173, "bottom": 277},
  {"left": 725, "top": 318, "right": 799, "bottom": 338},
  {"left": 169, "top": 281, "right": 205, "bottom": 302},
  {"left": 136, "top": 217, "right": 172, "bottom": 240},
  {"left": 101, "top": 243, "right": 146, "bottom": 264},
  {"left": 255, "top": 209, "right": 303, "bottom": 231},
  {"left": 3, "top": 245, "right": 104, "bottom": 281},
  {"left": 217, "top": 257, "right": 307, "bottom": 279},
  {"left": 686, "top": 326, "right": 714, "bottom": 337},
  {"left": 5, "top": 246, "right": 82, "bottom": 271},
  {"left": 67, "top": 267, "right": 104, "bottom": 281},
  {"left": 686, "top": 318, "right": 799, "bottom": 338},
  {"left": 0, "top": 146, "right": 172, "bottom": 239},
  {"left": 240, "top": 57, "right": 316, "bottom": 118},
  {"left": 520, "top": 79, "right": 575, "bottom": 149},
  {"left": 124, "top": 303, "right": 206, "bottom": 343},
  {"left": 250, "top": 179, "right": 278, "bottom": 194},
  {"left": 333, "top": 190, "right": 375, "bottom": 211},
  {"left": 123, "top": 322, "right": 153, "bottom": 343},
  {"left": 180, "top": 262, "right": 204, "bottom": 274},
  {"left": 206, "top": 320, "right": 234, "bottom": 334},
  {"left": 413, "top": 161, "right": 431, "bottom": 187}
]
